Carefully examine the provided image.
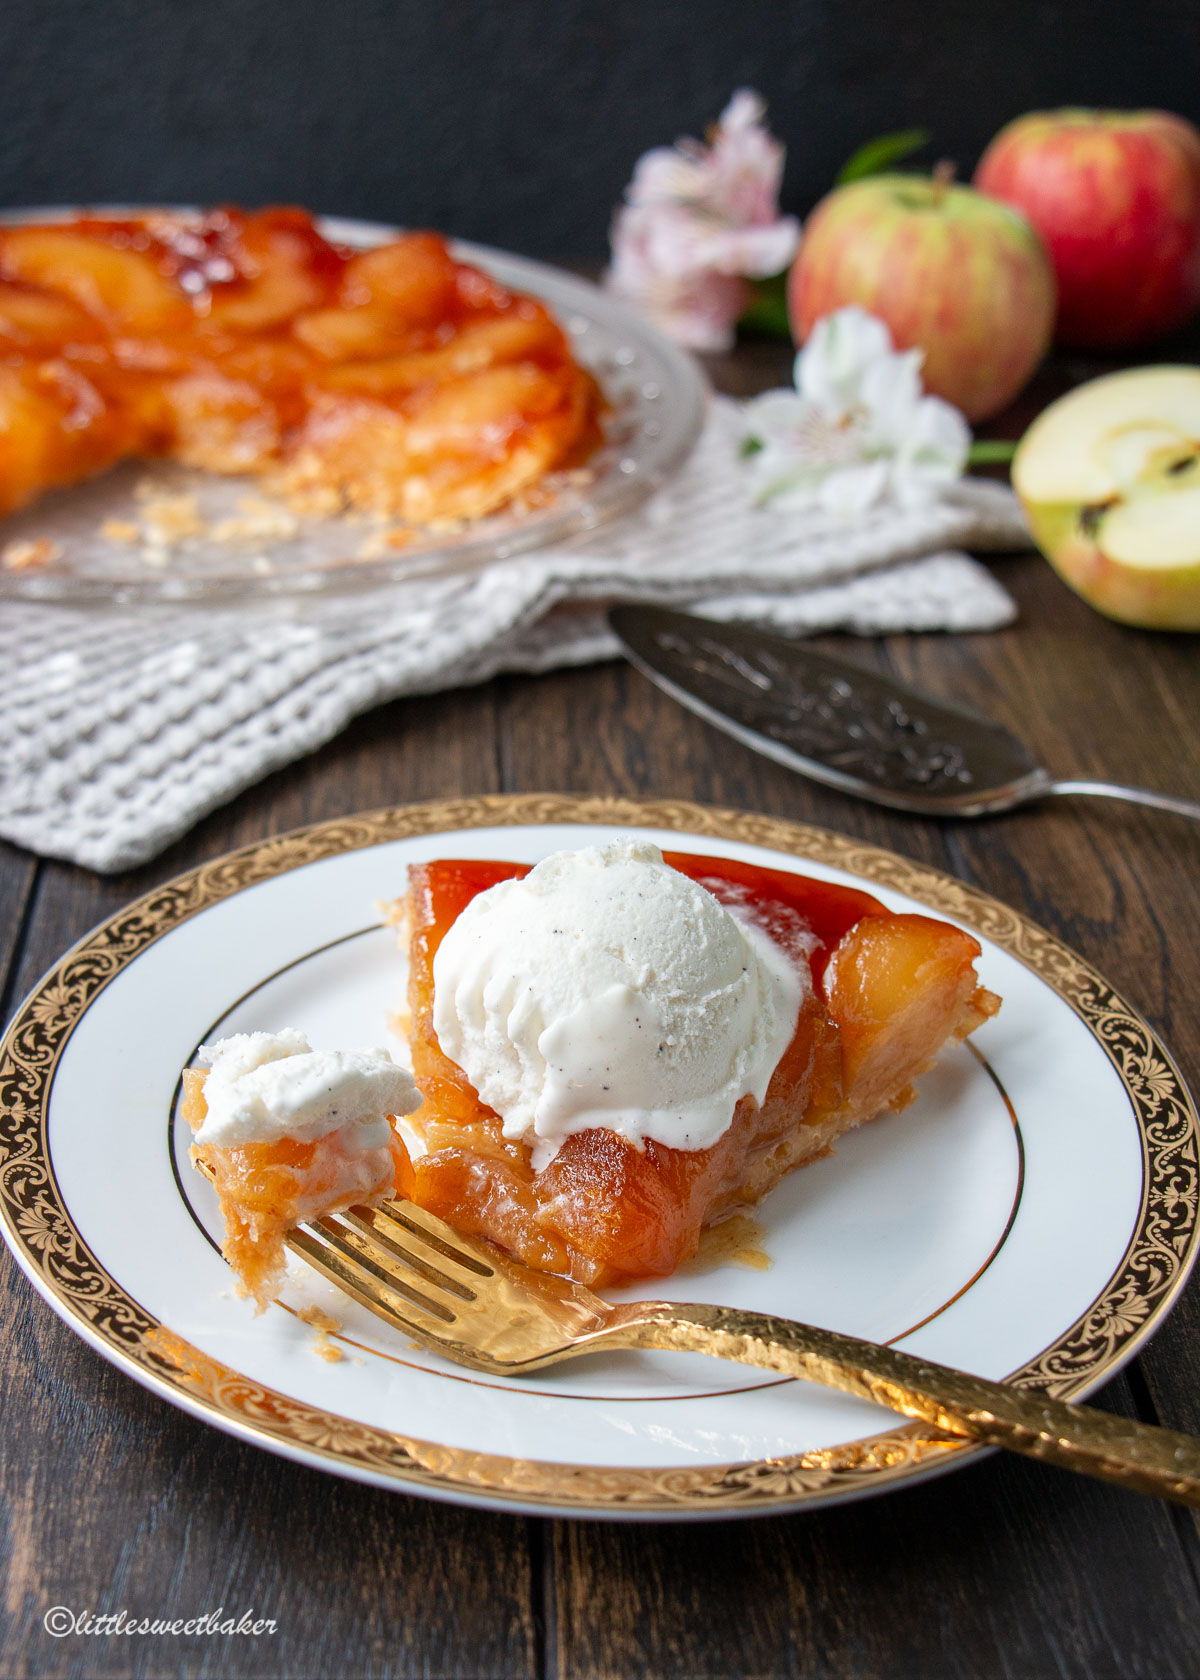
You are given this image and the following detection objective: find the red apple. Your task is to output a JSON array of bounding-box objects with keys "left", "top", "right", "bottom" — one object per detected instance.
[
  {"left": 975, "top": 109, "right": 1200, "bottom": 349},
  {"left": 788, "top": 173, "right": 1056, "bottom": 422}
]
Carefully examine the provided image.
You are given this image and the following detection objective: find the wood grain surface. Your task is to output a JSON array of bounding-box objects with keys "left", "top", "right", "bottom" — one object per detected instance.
[{"left": 2, "top": 331, "right": 1199, "bottom": 1680}]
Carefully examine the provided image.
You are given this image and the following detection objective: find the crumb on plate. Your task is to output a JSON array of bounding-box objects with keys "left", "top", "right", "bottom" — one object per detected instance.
[
  {"left": 299, "top": 1303, "right": 346, "bottom": 1363},
  {"left": 2, "top": 536, "right": 62, "bottom": 571}
]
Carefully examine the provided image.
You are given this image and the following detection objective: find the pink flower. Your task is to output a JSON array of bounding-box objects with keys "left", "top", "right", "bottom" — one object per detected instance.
[
  {"left": 605, "top": 204, "right": 752, "bottom": 352},
  {"left": 605, "top": 90, "right": 800, "bottom": 352}
]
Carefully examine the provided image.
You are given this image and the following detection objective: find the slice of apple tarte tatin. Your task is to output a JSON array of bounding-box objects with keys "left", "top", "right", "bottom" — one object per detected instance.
[
  {"left": 186, "top": 841, "right": 1000, "bottom": 1310},
  {"left": 388, "top": 841, "right": 1001, "bottom": 1287},
  {"left": 183, "top": 1030, "right": 419, "bottom": 1310}
]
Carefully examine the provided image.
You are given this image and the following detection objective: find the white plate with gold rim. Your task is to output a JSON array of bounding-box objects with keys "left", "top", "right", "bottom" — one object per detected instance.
[{"left": 1, "top": 795, "right": 1196, "bottom": 1519}]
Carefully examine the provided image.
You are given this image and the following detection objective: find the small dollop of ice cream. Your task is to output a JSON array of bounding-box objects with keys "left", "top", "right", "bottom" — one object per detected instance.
[
  {"left": 194, "top": 1029, "right": 420, "bottom": 1148},
  {"left": 431, "top": 840, "right": 804, "bottom": 1170}
]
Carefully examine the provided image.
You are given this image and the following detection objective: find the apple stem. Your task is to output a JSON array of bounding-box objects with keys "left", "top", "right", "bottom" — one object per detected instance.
[{"left": 931, "top": 159, "right": 956, "bottom": 206}]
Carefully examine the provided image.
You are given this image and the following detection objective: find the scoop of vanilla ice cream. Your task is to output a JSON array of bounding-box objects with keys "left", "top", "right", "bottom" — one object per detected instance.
[
  {"left": 431, "top": 840, "right": 804, "bottom": 1170},
  {"left": 194, "top": 1029, "right": 420, "bottom": 1148}
]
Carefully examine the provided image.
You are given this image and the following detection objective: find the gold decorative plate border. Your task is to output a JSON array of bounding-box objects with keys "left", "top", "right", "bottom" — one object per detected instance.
[{"left": 1, "top": 796, "right": 1197, "bottom": 1517}]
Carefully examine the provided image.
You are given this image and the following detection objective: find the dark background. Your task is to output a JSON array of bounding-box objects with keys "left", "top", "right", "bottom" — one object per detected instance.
[{"left": 2, "top": 0, "right": 1198, "bottom": 263}]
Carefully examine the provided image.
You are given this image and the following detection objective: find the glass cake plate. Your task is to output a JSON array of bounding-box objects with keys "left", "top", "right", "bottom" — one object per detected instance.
[{"left": 0, "top": 209, "right": 708, "bottom": 604}]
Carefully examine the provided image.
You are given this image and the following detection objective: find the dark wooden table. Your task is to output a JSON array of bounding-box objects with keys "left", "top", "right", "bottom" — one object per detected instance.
[{"left": 3, "top": 332, "right": 1200, "bottom": 1680}]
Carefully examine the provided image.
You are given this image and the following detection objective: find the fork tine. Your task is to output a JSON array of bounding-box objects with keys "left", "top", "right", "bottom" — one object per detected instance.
[
  {"left": 288, "top": 1221, "right": 458, "bottom": 1330},
  {"left": 264, "top": 1191, "right": 616, "bottom": 1373},
  {"left": 335, "top": 1209, "right": 478, "bottom": 1301},
  {"left": 373, "top": 1201, "right": 496, "bottom": 1276}
]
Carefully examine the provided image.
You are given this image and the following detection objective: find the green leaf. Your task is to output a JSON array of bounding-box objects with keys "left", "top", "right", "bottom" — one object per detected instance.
[
  {"left": 738, "top": 271, "right": 792, "bottom": 339},
  {"left": 836, "top": 128, "right": 930, "bottom": 185},
  {"left": 967, "top": 439, "right": 1018, "bottom": 466}
]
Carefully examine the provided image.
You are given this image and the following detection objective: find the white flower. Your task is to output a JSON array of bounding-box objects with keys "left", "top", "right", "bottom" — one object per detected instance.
[
  {"left": 605, "top": 90, "right": 800, "bottom": 352},
  {"left": 741, "top": 307, "right": 971, "bottom": 512}
]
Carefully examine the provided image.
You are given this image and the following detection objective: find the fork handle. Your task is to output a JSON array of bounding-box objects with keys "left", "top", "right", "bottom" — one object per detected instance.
[
  {"left": 1045, "top": 778, "right": 1200, "bottom": 823},
  {"left": 612, "top": 1303, "right": 1200, "bottom": 1507}
]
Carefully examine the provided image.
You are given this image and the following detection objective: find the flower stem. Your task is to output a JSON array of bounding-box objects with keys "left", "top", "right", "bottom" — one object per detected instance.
[
  {"left": 738, "top": 272, "right": 792, "bottom": 340},
  {"left": 967, "top": 438, "right": 1018, "bottom": 465}
]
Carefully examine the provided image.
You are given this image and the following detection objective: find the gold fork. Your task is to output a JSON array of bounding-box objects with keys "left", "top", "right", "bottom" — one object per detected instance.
[{"left": 283, "top": 1199, "right": 1200, "bottom": 1509}]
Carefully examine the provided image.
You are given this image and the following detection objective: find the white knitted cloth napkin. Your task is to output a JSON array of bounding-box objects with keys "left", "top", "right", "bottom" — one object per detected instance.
[{"left": 0, "top": 397, "right": 1026, "bottom": 873}]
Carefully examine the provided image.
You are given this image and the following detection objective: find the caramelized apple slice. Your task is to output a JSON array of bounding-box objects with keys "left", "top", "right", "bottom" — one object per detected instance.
[
  {"left": 207, "top": 211, "right": 337, "bottom": 332},
  {"left": 291, "top": 305, "right": 420, "bottom": 361},
  {"left": 297, "top": 235, "right": 520, "bottom": 360},
  {"left": 340, "top": 233, "right": 459, "bottom": 324},
  {"left": 823, "top": 912, "right": 998, "bottom": 1118},
  {"left": 156, "top": 336, "right": 316, "bottom": 472},
  {"left": 0, "top": 282, "right": 104, "bottom": 349},
  {"left": 0, "top": 227, "right": 188, "bottom": 329},
  {"left": 0, "top": 367, "right": 65, "bottom": 516},
  {"left": 0, "top": 363, "right": 136, "bottom": 516},
  {"left": 310, "top": 308, "right": 570, "bottom": 392}
]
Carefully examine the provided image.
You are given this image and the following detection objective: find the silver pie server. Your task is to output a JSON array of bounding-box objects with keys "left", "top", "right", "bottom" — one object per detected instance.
[{"left": 608, "top": 604, "right": 1200, "bottom": 823}]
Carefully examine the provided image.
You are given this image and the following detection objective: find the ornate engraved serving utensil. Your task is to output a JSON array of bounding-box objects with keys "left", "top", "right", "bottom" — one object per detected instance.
[
  {"left": 281, "top": 1197, "right": 1200, "bottom": 1510},
  {"left": 608, "top": 605, "right": 1200, "bottom": 822}
]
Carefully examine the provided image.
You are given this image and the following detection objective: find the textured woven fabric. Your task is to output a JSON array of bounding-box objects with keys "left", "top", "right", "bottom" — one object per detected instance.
[{"left": 0, "top": 398, "right": 1027, "bottom": 873}]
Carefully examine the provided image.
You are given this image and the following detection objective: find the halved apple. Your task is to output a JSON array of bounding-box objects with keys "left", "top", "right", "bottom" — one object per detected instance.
[{"left": 1013, "top": 366, "right": 1200, "bottom": 630}]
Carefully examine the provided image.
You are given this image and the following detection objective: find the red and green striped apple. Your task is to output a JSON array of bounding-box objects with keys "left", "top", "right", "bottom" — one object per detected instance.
[{"left": 788, "top": 173, "right": 1056, "bottom": 422}]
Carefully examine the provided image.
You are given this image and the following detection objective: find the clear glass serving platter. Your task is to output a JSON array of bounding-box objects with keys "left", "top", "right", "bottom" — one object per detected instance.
[{"left": 0, "top": 209, "right": 708, "bottom": 604}]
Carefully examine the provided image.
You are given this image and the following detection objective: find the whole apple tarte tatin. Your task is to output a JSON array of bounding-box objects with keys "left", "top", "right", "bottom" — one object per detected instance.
[
  {"left": 0, "top": 207, "right": 600, "bottom": 528},
  {"left": 388, "top": 845, "right": 1000, "bottom": 1288}
]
